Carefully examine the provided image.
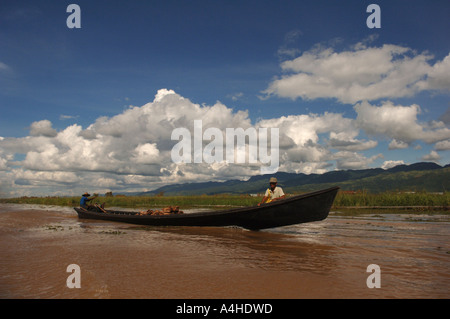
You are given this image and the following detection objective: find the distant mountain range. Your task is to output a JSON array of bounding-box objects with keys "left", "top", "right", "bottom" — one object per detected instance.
[{"left": 133, "top": 162, "right": 450, "bottom": 195}]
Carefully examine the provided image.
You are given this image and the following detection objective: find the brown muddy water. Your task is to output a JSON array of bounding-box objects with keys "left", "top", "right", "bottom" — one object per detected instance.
[{"left": 0, "top": 203, "right": 448, "bottom": 299}]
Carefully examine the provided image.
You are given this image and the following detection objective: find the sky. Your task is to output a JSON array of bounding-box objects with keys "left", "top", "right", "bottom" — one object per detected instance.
[{"left": 0, "top": 0, "right": 449, "bottom": 197}]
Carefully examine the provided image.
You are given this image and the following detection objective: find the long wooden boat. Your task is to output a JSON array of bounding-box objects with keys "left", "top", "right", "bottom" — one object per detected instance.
[{"left": 74, "top": 186, "right": 339, "bottom": 230}]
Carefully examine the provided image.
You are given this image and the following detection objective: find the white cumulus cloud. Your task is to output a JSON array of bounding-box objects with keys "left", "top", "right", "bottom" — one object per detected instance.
[
  {"left": 0, "top": 89, "right": 447, "bottom": 196},
  {"left": 421, "top": 150, "right": 440, "bottom": 162},
  {"left": 29, "top": 120, "right": 57, "bottom": 137},
  {"left": 381, "top": 160, "right": 405, "bottom": 169},
  {"left": 354, "top": 101, "right": 450, "bottom": 144},
  {"left": 263, "top": 42, "right": 450, "bottom": 104}
]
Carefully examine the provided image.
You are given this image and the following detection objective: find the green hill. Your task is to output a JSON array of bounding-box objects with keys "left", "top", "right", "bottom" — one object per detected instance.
[
  {"left": 140, "top": 162, "right": 449, "bottom": 195},
  {"left": 285, "top": 167, "right": 450, "bottom": 193}
]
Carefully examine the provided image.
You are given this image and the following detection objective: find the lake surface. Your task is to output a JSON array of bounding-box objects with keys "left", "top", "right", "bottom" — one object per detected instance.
[{"left": 0, "top": 203, "right": 448, "bottom": 299}]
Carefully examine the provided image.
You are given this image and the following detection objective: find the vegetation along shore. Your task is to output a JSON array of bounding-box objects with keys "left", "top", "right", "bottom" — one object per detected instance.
[{"left": 1, "top": 191, "right": 448, "bottom": 213}]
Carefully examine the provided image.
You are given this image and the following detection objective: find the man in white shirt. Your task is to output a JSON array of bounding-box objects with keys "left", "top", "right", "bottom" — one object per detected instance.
[{"left": 258, "top": 177, "right": 285, "bottom": 206}]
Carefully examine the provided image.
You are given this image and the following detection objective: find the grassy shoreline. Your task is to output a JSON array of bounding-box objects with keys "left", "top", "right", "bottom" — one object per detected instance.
[{"left": 1, "top": 191, "right": 449, "bottom": 211}]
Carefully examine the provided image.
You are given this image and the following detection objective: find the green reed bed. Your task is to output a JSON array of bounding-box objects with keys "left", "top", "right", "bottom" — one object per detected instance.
[
  {"left": 1, "top": 191, "right": 448, "bottom": 211},
  {"left": 0, "top": 194, "right": 261, "bottom": 209},
  {"left": 333, "top": 191, "right": 450, "bottom": 208}
]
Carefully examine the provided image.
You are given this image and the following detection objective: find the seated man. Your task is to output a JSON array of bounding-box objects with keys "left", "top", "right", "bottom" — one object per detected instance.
[
  {"left": 258, "top": 177, "right": 285, "bottom": 206},
  {"left": 80, "top": 192, "right": 97, "bottom": 209}
]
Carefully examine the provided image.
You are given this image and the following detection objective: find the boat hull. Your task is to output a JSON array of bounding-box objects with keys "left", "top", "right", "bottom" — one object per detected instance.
[{"left": 74, "top": 187, "right": 339, "bottom": 230}]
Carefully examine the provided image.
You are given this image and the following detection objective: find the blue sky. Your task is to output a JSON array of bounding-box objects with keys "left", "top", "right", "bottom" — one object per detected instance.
[{"left": 0, "top": 0, "right": 449, "bottom": 196}]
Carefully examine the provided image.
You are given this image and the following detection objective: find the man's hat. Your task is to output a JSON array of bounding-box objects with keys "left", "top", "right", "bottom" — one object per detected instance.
[
  {"left": 83, "top": 192, "right": 90, "bottom": 196},
  {"left": 269, "top": 177, "right": 277, "bottom": 183}
]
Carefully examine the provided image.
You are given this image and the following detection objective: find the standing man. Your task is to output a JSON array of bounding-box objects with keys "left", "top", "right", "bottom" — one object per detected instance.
[{"left": 258, "top": 177, "right": 285, "bottom": 206}]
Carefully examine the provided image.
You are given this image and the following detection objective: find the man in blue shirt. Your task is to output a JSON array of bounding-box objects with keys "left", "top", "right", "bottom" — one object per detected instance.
[{"left": 80, "top": 192, "right": 97, "bottom": 209}]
